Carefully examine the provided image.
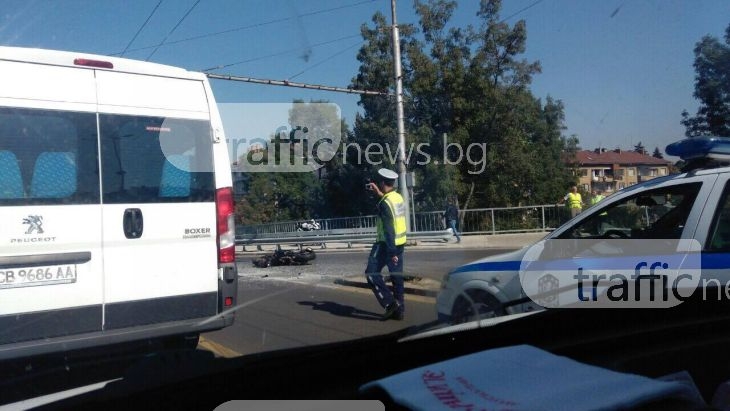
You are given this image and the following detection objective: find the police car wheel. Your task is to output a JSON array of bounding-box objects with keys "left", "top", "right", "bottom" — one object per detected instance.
[{"left": 451, "top": 290, "right": 504, "bottom": 324}]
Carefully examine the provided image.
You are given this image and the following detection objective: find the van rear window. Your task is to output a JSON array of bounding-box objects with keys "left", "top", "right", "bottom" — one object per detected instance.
[
  {"left": 99, "top": 114, "right": 215, "bottom": 204},
  {"left": 0, "top": 107, "right": 99, "bottom": 206}
]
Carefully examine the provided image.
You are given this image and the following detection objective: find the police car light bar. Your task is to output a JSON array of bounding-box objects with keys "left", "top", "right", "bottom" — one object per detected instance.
[{"left": 666, "top": 136, "right": 730, "bottom": 161}]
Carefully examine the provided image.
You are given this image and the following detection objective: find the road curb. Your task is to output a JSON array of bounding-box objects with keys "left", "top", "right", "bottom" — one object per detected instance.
[
  {"left": 333, "top": 278, "right": 439, "bottom": 298},
  {"left": 198, "top": 336, "right": 242, "bottom": 358}
]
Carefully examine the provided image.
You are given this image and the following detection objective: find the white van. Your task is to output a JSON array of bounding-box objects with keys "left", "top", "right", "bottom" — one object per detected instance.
[{"left": 0, "top": 47, "right": 237, "bottom": 359}]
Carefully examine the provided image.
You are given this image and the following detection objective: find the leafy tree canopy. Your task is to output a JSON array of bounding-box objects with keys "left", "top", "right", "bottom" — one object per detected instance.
[
  {"left": 682, "top": 23, "right": 730, "bottom": 137},
  {"left": 350, "top": 0, "right": 575, "bottom": 209}
]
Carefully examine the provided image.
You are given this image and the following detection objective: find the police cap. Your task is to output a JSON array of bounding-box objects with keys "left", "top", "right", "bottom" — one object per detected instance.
[{"left": 377, "top": 168, "right": 398, "bottom": 183}]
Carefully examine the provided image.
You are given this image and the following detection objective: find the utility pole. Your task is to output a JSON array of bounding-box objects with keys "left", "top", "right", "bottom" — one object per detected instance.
[{"left": 390, "top": 0, "right": 411, "bottom": 232}]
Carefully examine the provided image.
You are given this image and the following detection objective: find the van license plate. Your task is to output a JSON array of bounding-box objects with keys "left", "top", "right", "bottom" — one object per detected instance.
[{"left": 0, "top": 266, "right": 77, "bottom": 289}]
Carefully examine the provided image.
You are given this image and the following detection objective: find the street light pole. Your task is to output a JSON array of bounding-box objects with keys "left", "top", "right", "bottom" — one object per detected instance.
[{"left": 390, "top": 0, "right": 411, "bottom": 232}]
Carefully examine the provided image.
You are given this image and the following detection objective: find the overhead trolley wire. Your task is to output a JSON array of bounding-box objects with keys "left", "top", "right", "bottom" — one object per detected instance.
[
  {"left": 288, "top": 41, "right": 363, "bottom": 80},
  {"left": 111, "top": 0, "right": 375, "bottom": 56},
  {"left": 500, "top": 0, "right": 545, "bottom": 23},
  {"left": 146, "top": 0, "right": 202, "bottom": 61},
  {"left": 120, "top": 0, "right": 163, "bottom": 57},
  {"left": 201, "top": 33, "right": 362, "bottom": 72}
]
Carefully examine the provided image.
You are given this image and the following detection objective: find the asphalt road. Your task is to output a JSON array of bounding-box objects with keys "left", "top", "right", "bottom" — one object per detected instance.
[
  {"left": 203, "top": 248, "right": 511, "bottom": 357},
  {"left": 0, "top": 248, "right": 511, "bottom": 405}
]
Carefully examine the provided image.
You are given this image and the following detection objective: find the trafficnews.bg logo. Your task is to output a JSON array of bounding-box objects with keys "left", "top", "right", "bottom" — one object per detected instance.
[{"left": 519, "top": 239, "right": 702, "bottom": 309}]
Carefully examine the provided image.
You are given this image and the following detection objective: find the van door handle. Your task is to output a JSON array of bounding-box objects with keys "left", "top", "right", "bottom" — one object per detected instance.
[{"left": 123, "top": 208, "right": 144, "bottom": 239}]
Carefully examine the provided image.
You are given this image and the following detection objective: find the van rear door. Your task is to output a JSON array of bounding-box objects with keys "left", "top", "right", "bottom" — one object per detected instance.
[
  {"left": 96, "top": 71, "right": 219, "bottom": 330},
  {"left": 0, "top": 60, "right": 104, "bottom": 346}
]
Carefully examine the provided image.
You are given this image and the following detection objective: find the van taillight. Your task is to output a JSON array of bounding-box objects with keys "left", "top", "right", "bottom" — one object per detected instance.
[
  {"left": 73, "top": 58, "right": 114, "bottom": 69},
  {"left": 216, "top": 187, "right": 235, "bottom": 263}
]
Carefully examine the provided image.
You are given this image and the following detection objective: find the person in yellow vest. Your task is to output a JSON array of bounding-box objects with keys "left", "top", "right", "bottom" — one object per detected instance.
[
  {"left": 561, "top": 185, "right": 584, "bottom": 218},
  {"left": 590, "top": 189, "right": 605, "bottom": 206},
  {"left": 591, "top": 189, "right": 608, "bottom": 218},
  {"left": 365, "top": 168, "right": 407, "bottom": 321}
]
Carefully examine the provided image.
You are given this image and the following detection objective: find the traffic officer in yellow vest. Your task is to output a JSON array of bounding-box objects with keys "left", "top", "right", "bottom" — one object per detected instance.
[
  {"left": 365, "top": 168, "right": 407, "bottom": 321},
  {"left": 561, "top": 185, "right": 584, "bottom": 218},
  {"left": 590, "top": 189, "right": 605, "bottom": 206},
  {"left": 590, "top": 189, "right": 608, "bottom": 218}
]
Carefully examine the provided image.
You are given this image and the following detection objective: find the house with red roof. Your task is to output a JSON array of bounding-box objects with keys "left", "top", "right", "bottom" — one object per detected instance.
[{"left": 572, "top": 148, "right": 672, "bottom": 194}]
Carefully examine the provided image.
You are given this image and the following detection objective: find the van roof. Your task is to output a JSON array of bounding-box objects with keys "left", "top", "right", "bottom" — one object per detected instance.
[{"left": 0, "top": 46, "right": 205, "bottom": 80}]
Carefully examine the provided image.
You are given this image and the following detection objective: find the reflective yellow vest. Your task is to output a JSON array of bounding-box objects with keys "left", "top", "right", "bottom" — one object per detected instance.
[
  {"left": 376, "top": 191, "right": 407, "bottom": 246},
  {"left": 590, "top": 194, "right": 604, "bottom": 205},
  {"left": 567, "top": 192, "right": 582, "bottom": 209}
]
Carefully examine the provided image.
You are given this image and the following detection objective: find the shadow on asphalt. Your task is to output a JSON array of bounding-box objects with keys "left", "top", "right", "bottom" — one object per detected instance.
[{"left": 297, "top": 301, "right": 383, "bottom": 321}]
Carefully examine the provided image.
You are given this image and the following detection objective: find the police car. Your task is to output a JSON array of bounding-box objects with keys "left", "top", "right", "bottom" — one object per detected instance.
[
  {"left": 437, "top": 136, "right": 730, "bottom": 323},
  {"left": 0, "top": 47, "right": 238, "bottom": 359}
]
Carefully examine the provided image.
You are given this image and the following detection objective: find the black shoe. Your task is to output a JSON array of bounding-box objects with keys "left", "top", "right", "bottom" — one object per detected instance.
[
  {"left": 381, "top": 303, "right": 400, "bottom": 320},
  {"left": 394, "top": 312, "right": 404, "bottom": 321}
]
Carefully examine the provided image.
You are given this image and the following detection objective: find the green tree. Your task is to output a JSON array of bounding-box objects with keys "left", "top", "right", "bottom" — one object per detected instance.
[
  {"left": 236, "top": 172, "right": 324, "bottom": 224},
  {"left": 234, "top": 101, "right": 338, "bottom": 224},
  {"left": 288, "top": 99, "right": 342, "bottom": 174},
  {"left": 634, "top": 141, "right": 647, "bottom": 155},
  {"left": 351, "top": 0, "right": 574, "bottom": 211},
  {"left": 652, "top": 147, "right": 664, "bottom": 159},
  {"left": 682, "top": 23, "right": 730, "bottom": 137},
  {"left": 318, "top": 122, "right": 381, "bottom": 217},
  {"left": 562, "top": 134, "right": 581, "bottom": 184},
  {"left": 236, "top": 173, "right": 275, "bottom": 225}
]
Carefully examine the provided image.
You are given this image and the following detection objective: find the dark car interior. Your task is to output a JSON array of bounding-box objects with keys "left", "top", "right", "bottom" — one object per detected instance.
[{"left": 27, "top": 288, "right": 730, "bottom": 410}]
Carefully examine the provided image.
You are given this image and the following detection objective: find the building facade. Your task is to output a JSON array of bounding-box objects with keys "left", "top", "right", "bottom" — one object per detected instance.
[{"left": 573, "top": 148, "right": 672, "bottom": 194}]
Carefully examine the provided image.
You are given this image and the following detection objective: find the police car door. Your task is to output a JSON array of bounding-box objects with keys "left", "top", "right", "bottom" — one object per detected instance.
[
  {"left": 96, "top": 71, "right": 218, "bottom": 330},
  {"left": 546, "top": 173, "right": 716, "bottom": 307},
  {"left": 0, "top": 60, "right": 104, "bottom": 349},
  {"left": 695, "top": 172, "right": 730, "bottom": 286}
]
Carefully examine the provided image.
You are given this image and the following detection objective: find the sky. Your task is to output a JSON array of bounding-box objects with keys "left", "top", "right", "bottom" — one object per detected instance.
[{"left": 0, "top": 0, "right": 728, "bottom": 157}]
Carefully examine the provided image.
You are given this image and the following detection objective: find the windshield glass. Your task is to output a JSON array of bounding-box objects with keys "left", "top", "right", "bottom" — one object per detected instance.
[{"left": 0, "top": 0, "right": 728, "bottom": 406}]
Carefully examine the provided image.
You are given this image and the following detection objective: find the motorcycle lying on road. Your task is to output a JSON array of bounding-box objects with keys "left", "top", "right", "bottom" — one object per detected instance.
[{"left": 252, "top": 248, "right": 317, "bottom": 268}]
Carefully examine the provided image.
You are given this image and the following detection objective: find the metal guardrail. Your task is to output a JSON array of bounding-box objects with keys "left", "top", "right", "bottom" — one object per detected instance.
[
  {"left": 235, "top": 204, "right": 574, "bottom": 250},
  {"left": 414, "top": 204, "right": 572, "bottom": 234},
  {"left": 236, "top": 229, "right": 454, "bottom": 251},
  {"left": 237, "top": 204, "right": 573, "bottom": 238},
  {"left": 236, "top": 216, "right": 378, "bottom": 237}
]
